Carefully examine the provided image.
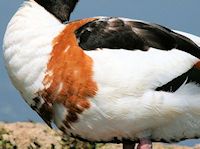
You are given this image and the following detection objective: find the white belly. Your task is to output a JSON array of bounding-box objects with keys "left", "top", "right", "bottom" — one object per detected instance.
[{"left": 63, "top": 82, "right": 200, "bottom": 142}]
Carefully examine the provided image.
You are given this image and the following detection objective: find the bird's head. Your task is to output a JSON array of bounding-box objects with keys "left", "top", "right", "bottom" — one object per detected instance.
[{"left": 34, "top": 0, "right": 79, "bottom": 23}]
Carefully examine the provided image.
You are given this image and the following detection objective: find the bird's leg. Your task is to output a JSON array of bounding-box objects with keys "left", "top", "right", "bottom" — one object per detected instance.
[
  {"left": 123, "top": 142, "right": 135, "bottom": 149},
  {"left": 137, "top": 138, "right": 152, "bottom": 149}
]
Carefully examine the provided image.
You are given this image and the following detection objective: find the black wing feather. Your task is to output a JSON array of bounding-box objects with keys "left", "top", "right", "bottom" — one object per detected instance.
[
  {"left": 75, "top": 17, "right": 200, "bottom": 58},
  {"left": 76, "top": 18, "right": 147, "bottom": 50}
]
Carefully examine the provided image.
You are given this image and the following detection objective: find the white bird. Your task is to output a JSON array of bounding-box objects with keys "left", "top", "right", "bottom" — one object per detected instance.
[{"left": 3, "top": 0, "right": 200, "bottom": 148}]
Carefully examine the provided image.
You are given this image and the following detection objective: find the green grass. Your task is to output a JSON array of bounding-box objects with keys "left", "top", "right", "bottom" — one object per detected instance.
[{"left": 0, "top": 128, "right": 17, "bottom": 149}]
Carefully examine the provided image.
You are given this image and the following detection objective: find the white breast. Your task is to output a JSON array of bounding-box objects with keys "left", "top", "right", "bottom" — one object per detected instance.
[{"left": 3, "top": 1, "right": 64, "bottom": 104}]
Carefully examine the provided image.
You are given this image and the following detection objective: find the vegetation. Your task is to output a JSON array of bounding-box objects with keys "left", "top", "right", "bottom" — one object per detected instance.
[{"left": 0, "top": 127, "right": 17, "bottom": 149}]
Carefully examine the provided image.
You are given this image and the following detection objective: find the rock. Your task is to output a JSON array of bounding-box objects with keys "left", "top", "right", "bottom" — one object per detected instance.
[{"left": 0, "top": 122, "right": 195, "bottom": 149}]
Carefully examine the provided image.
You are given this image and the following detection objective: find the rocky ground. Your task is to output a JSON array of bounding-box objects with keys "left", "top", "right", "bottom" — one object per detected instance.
[{"left": 0, "top": 122, "right": 199, "bottom": 149}]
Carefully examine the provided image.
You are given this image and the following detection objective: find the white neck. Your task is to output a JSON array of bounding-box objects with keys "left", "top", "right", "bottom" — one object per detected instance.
[
  {"left": 12, "top": 0, "right": 62, "bottom": 29},
  {"left": 3, "top": 0, "right": 65, "bottom": 53},
  {"left": 3, "top": 0, "right": 65, "bottom": 101}
]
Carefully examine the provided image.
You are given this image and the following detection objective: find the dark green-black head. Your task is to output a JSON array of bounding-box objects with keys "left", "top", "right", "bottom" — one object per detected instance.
[{"left": 34, "top": 0, "right": 79, "bottom": 23}]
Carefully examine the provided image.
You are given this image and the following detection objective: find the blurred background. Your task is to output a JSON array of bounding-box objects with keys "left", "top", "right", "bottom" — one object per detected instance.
[{"left": 1, "top": 0, "right": 200, "bottom": 146}]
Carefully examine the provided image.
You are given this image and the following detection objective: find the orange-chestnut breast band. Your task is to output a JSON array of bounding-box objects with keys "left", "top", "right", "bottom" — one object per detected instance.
[{"left": 41, "top": 18, "right": 98, "bottom": 128}]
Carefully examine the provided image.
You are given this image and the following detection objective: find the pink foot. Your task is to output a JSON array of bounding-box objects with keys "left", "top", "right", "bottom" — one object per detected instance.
[{"left": 137, "top": 138, "right": 152, "bottom": 149}]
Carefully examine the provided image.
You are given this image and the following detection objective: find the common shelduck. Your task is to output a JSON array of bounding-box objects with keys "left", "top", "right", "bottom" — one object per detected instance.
[{"left": 3, "top": 0, "right": 200, "bottom": 149}]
